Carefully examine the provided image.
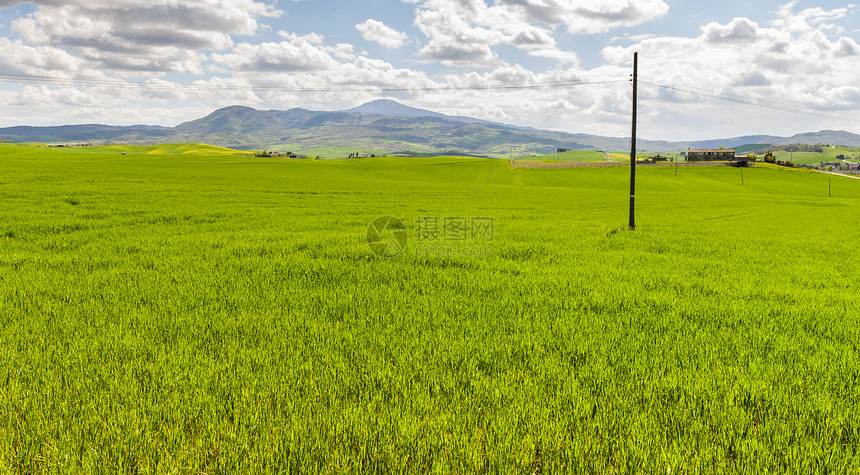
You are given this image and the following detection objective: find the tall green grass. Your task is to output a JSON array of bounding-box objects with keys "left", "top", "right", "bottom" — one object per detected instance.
[
  {"left": 1, "top": 144, "right": 859, "bottom": 472},
  {"left": 520, "top": 150, "right": 608, "bottom": 162}
]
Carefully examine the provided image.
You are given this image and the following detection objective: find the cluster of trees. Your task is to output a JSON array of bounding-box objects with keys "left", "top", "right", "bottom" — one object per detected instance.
[
  {"left": 253, "top": 151, "right": 320, "bottom": 158},
  {"left": 761, "top": 144, "right": 826, "bottom": 153},
  {"left": 758, "top": 152, "right": 794, "bottom": 167}
]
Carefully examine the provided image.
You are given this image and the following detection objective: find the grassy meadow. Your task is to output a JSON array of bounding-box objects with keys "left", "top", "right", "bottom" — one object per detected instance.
[
  {"left": 770, "top": 146, "right": 860, "bottom": 166},
  {"left": 1, "top": 143, "right": 860, "bottom": 472},
  {"left": 520, "top": 150, "right": 608, "bottom": 162}
]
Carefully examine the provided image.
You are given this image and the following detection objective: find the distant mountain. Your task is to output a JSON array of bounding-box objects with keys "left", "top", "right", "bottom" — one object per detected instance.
[
  {"left": 172, "top": 106, "right": 320, "bottom": 135},
  {"left": 165, "top": 102, "right": 593, "bottom": 155},
  {"left": 0, "top": 124, "right": 169, "bottom": 143},
  {"left": 2, "top": 101, "right": 859, "bottom": 156},
  {"left": 772, "top": 130, "right": 860, "bottom": 146}
]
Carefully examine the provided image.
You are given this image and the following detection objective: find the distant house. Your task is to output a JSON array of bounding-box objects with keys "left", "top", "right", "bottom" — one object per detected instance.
[{"left": 686, "top": 148, "right": 736, "bottom": 161}]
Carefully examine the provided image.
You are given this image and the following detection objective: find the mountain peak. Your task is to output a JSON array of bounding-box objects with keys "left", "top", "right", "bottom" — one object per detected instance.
[
  {"left": 345, "top": 100, "right": 447, "bottom": 119},
  {"left": 211, "top": 105, "right": 258, "bottom": 115}
]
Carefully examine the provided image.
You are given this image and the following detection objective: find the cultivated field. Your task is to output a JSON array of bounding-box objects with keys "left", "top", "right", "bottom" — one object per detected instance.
[
  {"left": 1, "top": 144, "right": 859, "bottom": 473},
  {"left": 769, "top": 146, "right": 860, "bottom": 166},
  {"left": 519, "top": 150, "right": 608, "bottom": 162}
]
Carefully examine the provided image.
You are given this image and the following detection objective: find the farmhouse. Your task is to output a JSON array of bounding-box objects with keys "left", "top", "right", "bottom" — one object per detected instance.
[{"left": 686, "top": 148, "right": 736, "bottom": 161}]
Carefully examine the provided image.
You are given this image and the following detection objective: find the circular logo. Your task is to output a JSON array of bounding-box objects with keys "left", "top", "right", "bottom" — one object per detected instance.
[{"left": 366, "top": 216, "right": 408, "bottom": 258}]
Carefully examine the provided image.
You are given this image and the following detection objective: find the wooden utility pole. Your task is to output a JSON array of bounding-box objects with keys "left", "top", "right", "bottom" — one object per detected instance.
[{"left": 629, "top": 52, "right": 638, "bottom": 230}]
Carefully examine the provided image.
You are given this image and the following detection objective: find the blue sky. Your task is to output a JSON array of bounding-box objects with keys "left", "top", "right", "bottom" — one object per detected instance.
[{"left": 0, "top": 0, "right": 858, "bottom": 140}]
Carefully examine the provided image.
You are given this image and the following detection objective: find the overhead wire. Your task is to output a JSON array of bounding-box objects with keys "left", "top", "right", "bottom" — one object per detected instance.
[
  {"left": 638, "top": 76, "right": 860, "bottom": 120},
  {"left": 0, "top": 72, "right": 628, "bottom": 93},
  {"left": 2, "top": 71, "right": 857, "bottom": 122}
]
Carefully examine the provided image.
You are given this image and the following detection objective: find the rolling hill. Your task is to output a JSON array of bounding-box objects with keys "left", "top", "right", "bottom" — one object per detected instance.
[{"left": 2, "top": 100, "right": 859, "bottom": 157}]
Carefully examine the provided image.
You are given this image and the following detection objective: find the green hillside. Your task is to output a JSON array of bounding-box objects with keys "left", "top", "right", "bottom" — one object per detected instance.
[
  {"left": 2, "top": 143, "right": 860, "bottom": 472},
  {"left": 769, "top": 146, "right": 860, "bottom": 165}
]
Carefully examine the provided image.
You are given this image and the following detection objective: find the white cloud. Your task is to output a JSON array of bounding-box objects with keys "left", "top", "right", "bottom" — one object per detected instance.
[
  {"left": 599, "top": 2, "right": 860, "bottom": 138},
  {"left": 497, "top": 0, "right": 670, "bottom": 33},
  {"left": 834, "top": 37, "right": 860, "bottom": 57},
  {"left": 355, "top": 19, "right": 408, "bottom": 48},
  {"left": 772, "top": 1, "right": 853, "bottom": 33},
  {"left": 0, "top": 37, "right": 93, "bottom": 76},
  {"left": 12, "top": 84, "right": 101, "bottom": 108},
  {"left": 213, "top": 41, "right": 338, "bottom": 73},
  {"left": 212, "top": 33, "right": 360, "bottom": 73},
  {"left": 702, "top": 17, "right": 761, "bottom": 43},
  {"left": 410, "top": 0, "right": 572, "bottom": 67},
  {"left": 6, "top": 0, "right": 281, "bottom": 73},
  {"left": 408, "top": 0, "right": 667, "bottom": 67}
]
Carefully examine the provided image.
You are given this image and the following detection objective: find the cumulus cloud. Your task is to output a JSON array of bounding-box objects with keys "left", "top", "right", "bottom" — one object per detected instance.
[
  {"left": 355, "top": 19, "right": 408, "bottom": 48},
  {"left": 497, "top": 0, "right": 670, "bottom": 33},
  {"left": 7, "top": 0, "right": 281, "bottom": 73},
  {"left": 212, "top": 36, "right": 341, "bottom": 73},
  {"left": 703, "top": 17, "right": 761, "bottom": 43},
  {"left": 734, "top": 71, "right": 771, "bottom": 87},
  {"left": 0, "top": 37, "right": 94, "bottom": 76},
  {"left": 772, "top": 1, "right": 853, "bottom": 33},
  {"left": 408, "top": 0, "right": 669, "bottom": 67},
  {"left": 411, "top": 0, "right": 566, "bottom": 67},
  {"left": 834, "top": 37, "right": 860, "bottom": 56},
  {"left": 600, "top": 2, "right": 860, "bottom": 138}
]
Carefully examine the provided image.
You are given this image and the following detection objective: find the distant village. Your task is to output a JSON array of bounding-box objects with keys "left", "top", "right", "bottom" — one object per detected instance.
[
  {"left": 38, "top": 141, "right": 859, "bottom": 174},
  {"left": 235, "top": 151, "right": 417, "bottom": 159},
  {"left": 233, "top": 145, "right": 860, "bottom": 175},
  {"left": 680, "top": 145, "right": 859, "bottom": 173}
]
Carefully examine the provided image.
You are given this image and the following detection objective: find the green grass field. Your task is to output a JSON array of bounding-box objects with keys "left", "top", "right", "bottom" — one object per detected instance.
[
  {"left": 520, "top": 150, "right": 608, "bottom": 162},
  {"left": 2, "top": 143, "right": 860, "bottom": 472},
  {"left": 771, "top": 146, "right": 860, "bottom": 166}
]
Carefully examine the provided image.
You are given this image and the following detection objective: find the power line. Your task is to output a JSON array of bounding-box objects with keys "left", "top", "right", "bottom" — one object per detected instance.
[
  {"left": 5, "top": 70, "right": 856, "bottom": 124},
  {"left": 0, "top": 72, "right": 627, "bottom": 93},
  {"left": 639, "top": 77, "right": 860, "bottom": 120}
]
